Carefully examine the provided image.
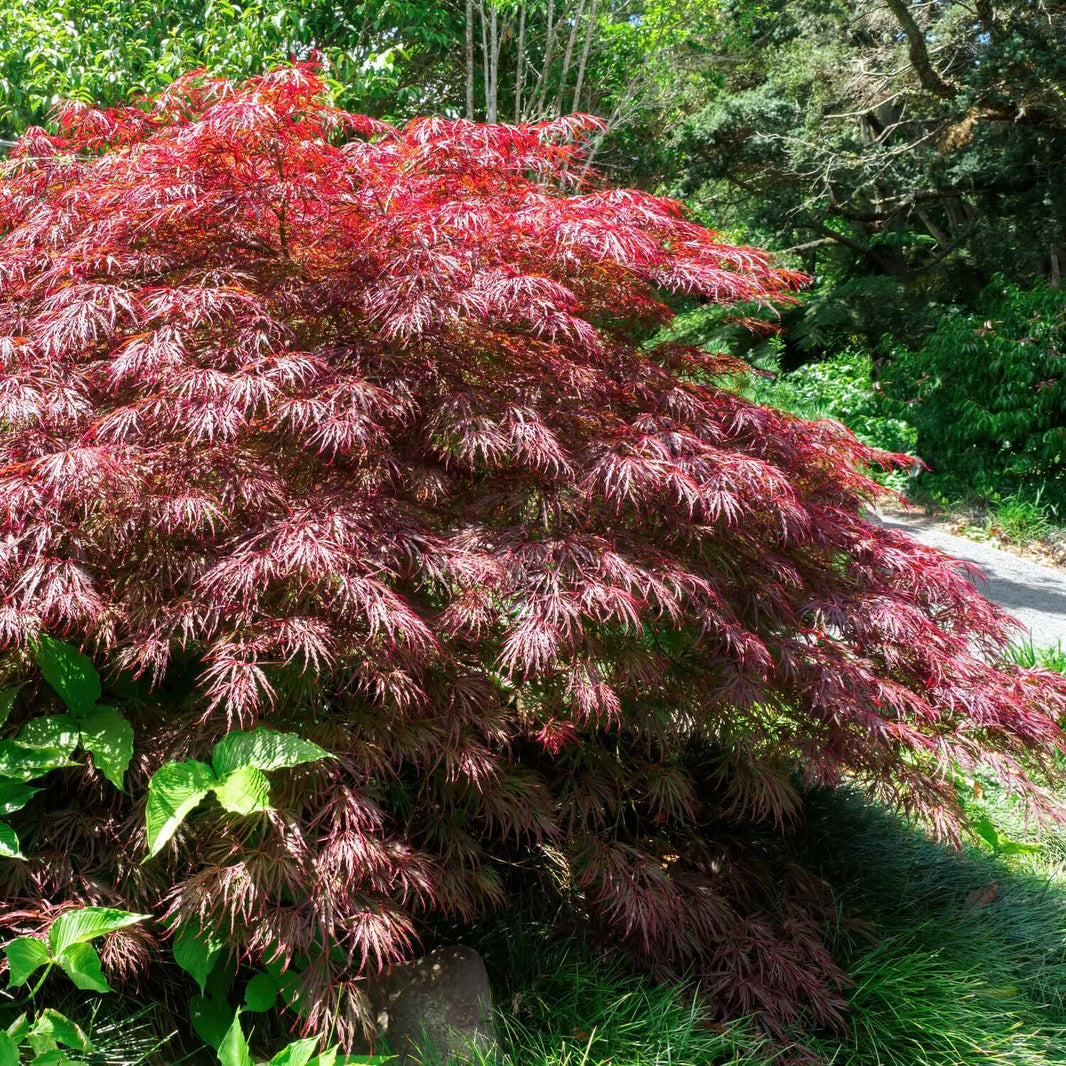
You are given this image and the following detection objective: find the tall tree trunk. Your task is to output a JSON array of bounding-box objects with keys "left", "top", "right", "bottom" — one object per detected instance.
[
  {"left": 571, "top": 0, "right": 597, "bottom": 112},
  {"left": 465, "top": 0, "right": 475, "bottom": 120},
  {"left": 479, "top": 1, "right": 491, "bottom": 120},
  {"left": 487, "top": 2, "right": 499, "bottom": 122},
  {"left": 514, "top": 4, "right": 526, "bottom": 121},
  {"left": 533, "top": 0, "right": 560, "bottom": 118},
  {"left": 553, "top": 0, "right": 586, "bottom": 116}
]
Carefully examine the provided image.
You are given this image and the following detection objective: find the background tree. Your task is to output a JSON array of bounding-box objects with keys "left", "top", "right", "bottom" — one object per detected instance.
[{"left": 670, "top": 0, "right": 1066, "bottom": 359}]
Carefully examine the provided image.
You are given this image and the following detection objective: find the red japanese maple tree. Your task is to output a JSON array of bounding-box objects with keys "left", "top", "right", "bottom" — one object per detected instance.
[{"left": 1, "top": 63, "right": 1064, "bottom": 1043}]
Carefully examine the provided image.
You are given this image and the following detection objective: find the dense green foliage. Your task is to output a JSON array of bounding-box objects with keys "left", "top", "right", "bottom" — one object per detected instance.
[
  {"left": 0, "top": 0, "right": 443, "bottom": 132},
  {"left": 671, "top": 0, "right": 1066, "bottom": 357},
  {"left": 884, "top": 281, "right": 1066, "bottom": 509}
]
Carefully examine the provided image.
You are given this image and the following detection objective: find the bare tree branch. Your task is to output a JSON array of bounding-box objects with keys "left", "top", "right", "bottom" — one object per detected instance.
[
  {"left": 571, "top": 0, "right": 598, "bottom": 112},
  {"left": 883, "top": 0, "right": 957, "bottom": 99}
]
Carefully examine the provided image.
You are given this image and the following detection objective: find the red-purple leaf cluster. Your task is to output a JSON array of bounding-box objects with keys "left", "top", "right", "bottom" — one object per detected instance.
[{"left": 1, "top": 63, "right": 1065, "bottom": 1043}]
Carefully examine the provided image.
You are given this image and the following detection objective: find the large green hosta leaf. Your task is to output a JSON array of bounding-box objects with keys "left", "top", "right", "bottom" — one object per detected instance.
[
  {"left": 48, "top": 906, "right": 151, "bottom": 958},
  {"left": 212, "top": 729, "right": 331, "bottom": 776},
  {"left": 0, "top": 822, "right": 22, "bottom": 859},
  {"left": 213, "top": 765, "right": 273, "bottom": 816},
  {"left": 144, "top": 760, "right": 217, "bottom": 858},
  {"left": 4, "top": 937, "right": 50, "bottom": 987},
  {"left": 0, "top": 740, "right": 76, "bottom": 782},
  {"left": 34, "top": 636, "right": 101, "bottom": 716},
  {"left": 77, "top": 706, "right": 134, "bottom": 790}
]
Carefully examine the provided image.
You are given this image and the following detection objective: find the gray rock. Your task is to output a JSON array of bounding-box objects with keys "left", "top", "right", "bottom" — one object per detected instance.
[{"left": 368, "top": 946, "right": 496, "bottom": 1065}]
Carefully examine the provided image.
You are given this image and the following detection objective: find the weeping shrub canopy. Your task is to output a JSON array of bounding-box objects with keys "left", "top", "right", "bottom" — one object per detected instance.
[{"left": 1, "top": 63, "right": 1065, "bottom": 1045}]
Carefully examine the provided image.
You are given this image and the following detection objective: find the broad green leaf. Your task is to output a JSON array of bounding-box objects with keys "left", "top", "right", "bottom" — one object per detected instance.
[
  {"left": 173, "top": 922, "right": 225, "bottom": 996},
  {"left": 35, "top": 636, "right": 101, "bottom": 717},
  {"left": 55, "top": 941, "right": 109, "bottom": 993},
  {"left": 267, "top": 1037, "right": 319, "bottom": 1066},
  {"left": 212, "top": 729, "right": 330, "bottom": 777},
  {"left": 28, "top": 1052, "right": 79, "bottom": 1066},
  {"left": 0, "top": 1031, "right": 17, "bottom": 1066},
  {"left": 218, "top": 1012, "right": 252, "bottom": 1066},
  {"left": 213, "top": 766, "right": 272, "bottom": 816},
  {"left": 0, "top": 740, "right": 76, "bottom": 782},
  {"left": 18, "top": 716, "right": 80, "bottom": 757},
  {"left": 78, "top": 706, "right": 134, "bottom": 790},
  {"left": 243, "top": 972, "right": 279, "bottom": 1012},
  {"left": 0, "top": 821, "right": 22, "bottom": 859},
  {"left": 0, "top": 780, "right": 41, "bottom": 816},
  {"left": 29, "top": 1010, "right": 90, "bottom": 1053},
  {"left": 4, "top": 936, "right": 50, "bottom": 986},
  {"left": 0, "top": 685, "right": 22, "bottom": 728},
  {"left": 144, "top": 760, "right": 217, "bottom": 858},
  {"left": 973, "top": 815, "right": 1000, "bottom": 849},
  {"left": 306, "top": 1050, "right": 338, "bottom": 1066},
  {"left": 6, "top": 1015, "right": 29, "bottom": 1042},
  {"left": 48, "top": 906, "right": 149, "bottom": 958},
  {"left": 190, "top": 993, "right": 235, "bottom": 1051}
]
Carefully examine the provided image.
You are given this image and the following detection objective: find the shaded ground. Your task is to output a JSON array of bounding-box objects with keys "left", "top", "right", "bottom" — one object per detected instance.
[{"left": 876, "top": 510, "right": 1066, "bottom": 649}]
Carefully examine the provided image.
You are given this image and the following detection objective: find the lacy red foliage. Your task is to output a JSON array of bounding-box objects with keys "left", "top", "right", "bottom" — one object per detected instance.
[{"left": 1, "top": 63, "right": 1065, "bottom": 1044}]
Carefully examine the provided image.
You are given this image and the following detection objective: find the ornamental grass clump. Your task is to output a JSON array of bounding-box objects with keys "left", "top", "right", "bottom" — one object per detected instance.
[{"left": 0, "top": 62, "right": 1065, "bottom": 1046}]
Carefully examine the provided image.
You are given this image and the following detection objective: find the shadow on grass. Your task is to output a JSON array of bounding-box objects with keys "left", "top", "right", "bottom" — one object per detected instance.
[
  {"left": 795, "top": 788, "right": 1066, "bottom": 1065},
  {"left": 468, "top": 786, "right": 1066, "bottom": 1066}
]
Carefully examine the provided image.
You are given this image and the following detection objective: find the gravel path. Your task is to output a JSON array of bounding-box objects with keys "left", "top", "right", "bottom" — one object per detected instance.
[{"left": 875, "top": 511, "right": 1066, "bottom": 650}]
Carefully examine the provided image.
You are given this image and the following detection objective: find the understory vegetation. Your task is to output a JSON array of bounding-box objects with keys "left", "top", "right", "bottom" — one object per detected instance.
[
  {"left": 707, "top": 300, "right": 1066, "bottom": 551},
  {"left": 0, "top": 1, "right": 1064, "bottom": 1064},
  {"left": 481, "top": 775, "right": 1066, "bottom": 1066}
]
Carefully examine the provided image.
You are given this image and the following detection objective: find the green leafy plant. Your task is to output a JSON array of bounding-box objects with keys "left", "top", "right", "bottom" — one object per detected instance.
[
  {"left": 32, "top": 637, "right": 135, "bottom": 792},
  {"left": 0, "top": 638, "right": 134, "bottom": 858},
  {"left": 4, "top": 909, "right": 149, "bottom": 996},
  {"left": 0, "top": 779, "right": 41, "bottom": 861},
  {"left": 214, "top": 1011, "right": 389, "bottom": 1066},
  {"left": 144, "top": 729, "right": 332, "bottom": 859},
  {"left": 0, "top": 1008, "right": 92, "bottom": 1066},
  {"left": 0, "top": 907, "right": 149, "bottom": 1065},
  {"left": 883, "top": 280, "right": 1066, "bottom": 510},
  {"left": 1003, "top": 640, "right": 1066, "bottom": 676}
]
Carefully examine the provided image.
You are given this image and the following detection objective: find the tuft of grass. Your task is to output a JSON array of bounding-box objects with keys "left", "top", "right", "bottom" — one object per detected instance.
[
  {"left": 81, "top": 1002, "right": 178, "bottom": 1066},
  {"left": 798, "top": 787, "right": 1066, "bottom": 1065},
  {"left": 475, "top": 945, "right": 774, "bottom": 1065},
  {"left": 989, "top": 494, "right": 1059, "bottom": 543},
  {"left": 1003, "top": 639, "right": 1066, "bottom": 675}
]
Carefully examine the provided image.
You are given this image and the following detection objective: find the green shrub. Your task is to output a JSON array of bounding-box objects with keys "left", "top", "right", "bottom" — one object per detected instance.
[
  {"left": 883, "top": 280, "right": 1066, "bottom": 510},
  {"left": 740, "top": 350, "right": 919, "bottom": 490}
]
